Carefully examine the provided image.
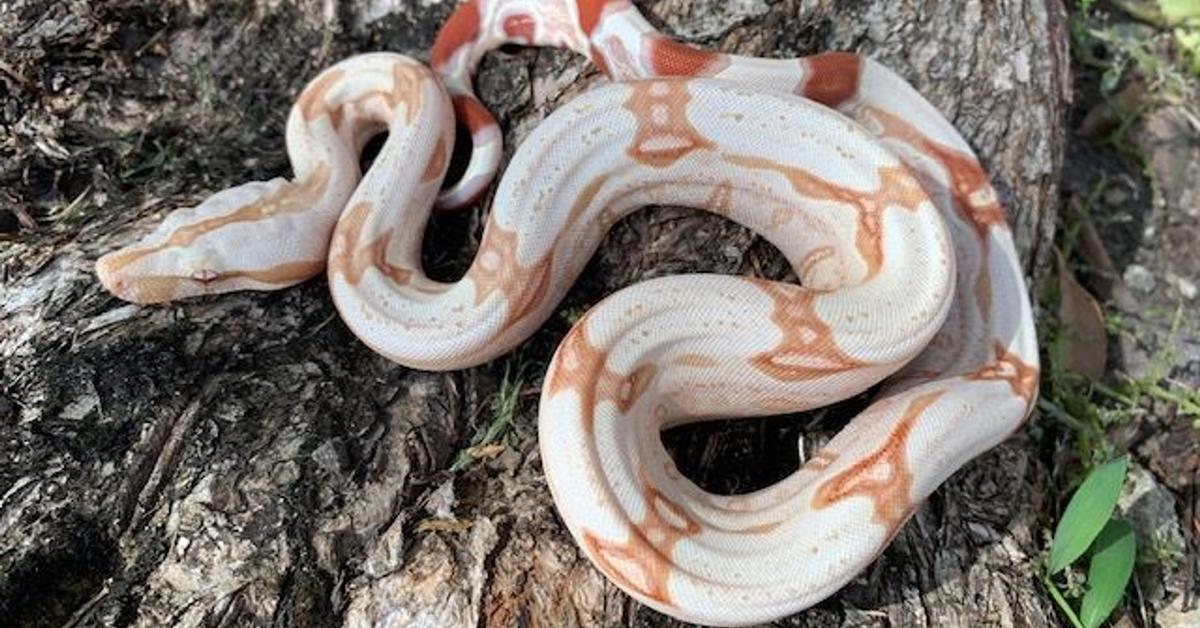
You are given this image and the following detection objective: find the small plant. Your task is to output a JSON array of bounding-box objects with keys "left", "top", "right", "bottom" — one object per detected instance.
[
  {"left": 1102, "top": 306, "right": 1200, "bottom": 429},
  {"left": 1157, "top": 0, "right": 1200, "bottom": 75},
  {"left": 1041, "top": 456, "right": 1137, "bottom": 628},
  {"left": 121, "top": 139, "right": 174, "bottom": 181},
  {"left": 559, "top": 305, "right": 587, "bottom": 325},
  {"left": 49, "top": 185, "right": 96, "bottom": 225},
  {"left": 450, "top": 358, "right": 527, "bottom": 472},
  {"left": 1141, "top": 527, "right": 1186, "bottom": 569}
]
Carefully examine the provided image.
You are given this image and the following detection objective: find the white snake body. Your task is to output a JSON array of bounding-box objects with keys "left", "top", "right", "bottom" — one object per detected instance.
[
  {"left": 95, "top": 1, "right": 1040, "bottom": 625},
  {"left": 93, "top": 54, "right": 433, "bottom": 302}
]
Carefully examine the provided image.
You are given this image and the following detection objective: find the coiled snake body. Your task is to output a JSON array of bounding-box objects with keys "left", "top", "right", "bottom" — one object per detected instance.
[{"left": 95, "top": 1, "right": 1039, "bottom": 625}]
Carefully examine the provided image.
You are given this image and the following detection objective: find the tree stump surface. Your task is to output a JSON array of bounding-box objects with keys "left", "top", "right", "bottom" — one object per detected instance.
[{"left": 0, "top": 0, "right": 1070, "bottom": 626}]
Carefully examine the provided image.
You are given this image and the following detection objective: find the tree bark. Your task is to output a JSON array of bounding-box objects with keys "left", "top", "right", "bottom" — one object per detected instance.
[{"left": 0, "top": 0, "right": 1070, "bottom": 626}]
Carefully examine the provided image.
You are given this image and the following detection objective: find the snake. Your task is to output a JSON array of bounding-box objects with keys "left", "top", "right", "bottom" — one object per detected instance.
[{"left": 94, "top": 1, "right": 1040, "bottom": 625}]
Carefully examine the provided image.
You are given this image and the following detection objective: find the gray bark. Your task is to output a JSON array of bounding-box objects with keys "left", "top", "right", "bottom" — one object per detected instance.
[{"left": 0, "top": 0, "right": 1070, "bottom": 626}]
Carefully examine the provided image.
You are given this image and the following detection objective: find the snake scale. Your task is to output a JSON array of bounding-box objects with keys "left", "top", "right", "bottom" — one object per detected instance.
[{"left": 95, "top": 1, "right": 1040, "bottom": 625}]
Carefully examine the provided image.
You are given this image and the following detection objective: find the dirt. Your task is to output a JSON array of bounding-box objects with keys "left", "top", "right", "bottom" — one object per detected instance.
[{"left": 1056, "top": 3, "right": 1200, "bottom": 624}]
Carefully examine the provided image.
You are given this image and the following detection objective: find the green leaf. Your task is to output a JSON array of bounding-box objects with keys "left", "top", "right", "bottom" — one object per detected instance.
[
  {"left": 1175, "top": 27, "right": 1200, "bottom": 75},
  {"left": 1080, "top": 519, "right": 1137, "bottom": 628},
  {"left": 1099, "top": 64, "right": 1124, "bottom": 95},
  {"left": 1049, "top": 457, "right": 1129, "bottom": 573},
  {"left": 1158, "top": 0, "right": 1200, "bottom": 24}
]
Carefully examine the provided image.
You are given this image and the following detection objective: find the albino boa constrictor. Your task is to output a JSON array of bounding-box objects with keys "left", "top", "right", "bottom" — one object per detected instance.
[{"left": 95, "top": 1, "right": 1039, "bottom": 625}]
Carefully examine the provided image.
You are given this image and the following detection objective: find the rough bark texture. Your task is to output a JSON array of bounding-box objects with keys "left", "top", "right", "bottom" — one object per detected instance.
[{"left": 0, "top": 1, "right": 1071, "bottom": 627}]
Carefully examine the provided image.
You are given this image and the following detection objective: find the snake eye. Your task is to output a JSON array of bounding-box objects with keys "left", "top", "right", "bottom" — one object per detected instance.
[{"left": 190, "top": 269, "right": 222, "bottom": 284}]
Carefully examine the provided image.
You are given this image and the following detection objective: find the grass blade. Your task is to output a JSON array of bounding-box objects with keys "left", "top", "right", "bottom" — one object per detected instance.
[
  {"left": 1080, "top": 519, "right": 1136, "bottom": 628},
  {"left": 1049, "top": 456, "right": 1129, "bottom": 573}
]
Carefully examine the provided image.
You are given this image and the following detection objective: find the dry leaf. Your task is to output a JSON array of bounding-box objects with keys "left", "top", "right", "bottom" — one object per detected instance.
[
  {"left": 466, "top": 443, "right": 506, "bottom": 460},
  {"left": 1077, "top": 80, "right": 1147, "bottom": 139},
  {"left": 1057, "top": 249, "right": 1109, "bottom": 380},
  {"left": 1078, "top": 216, "right": 1120, "bottom": 300}
]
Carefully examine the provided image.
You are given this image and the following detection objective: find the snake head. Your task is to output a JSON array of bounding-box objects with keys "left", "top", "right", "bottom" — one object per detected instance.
[
  {"left": 96, "top": 176, "right": 330, "bottom": 304},
  {"left": 96, "top": 244, "right": 234, "bottom": 304}
]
